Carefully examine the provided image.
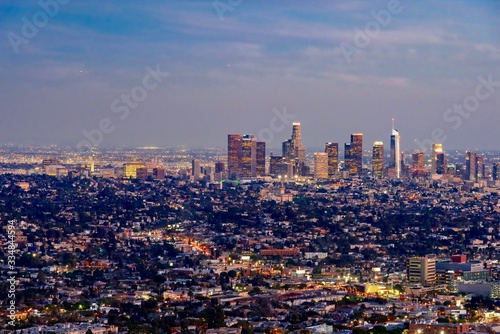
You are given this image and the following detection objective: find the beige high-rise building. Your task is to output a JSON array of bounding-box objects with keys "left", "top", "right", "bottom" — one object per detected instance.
[
  {"left": 314, "top": 152, "right": 328, "bottom": 179},
  {"left": 372, "top": 141, "right": 384, "bottom": 179},
  {"left": 407, "top": 255, "right": 436, "bottom": 286}
]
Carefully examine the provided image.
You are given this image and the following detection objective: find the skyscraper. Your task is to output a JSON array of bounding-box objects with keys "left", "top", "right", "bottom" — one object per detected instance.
[
  {"left": 256, "top": 141, "right": 266, "bottom": 176},
  {"left": 282, "top": 122, "right": 306, "bottom": 176},
  {"left": 325, "top": 142, "right": 339, "bottom": 179},
  {"left": 241, "top": 134, "right": 257, "bottom": 177},
  {"left": 314, "top": 152, "right": 328, "bottom": 179},
  {"left": 476, "top": 156, "right": 485, "bottom": 180},
  {"left": 349, "top": 133, "right": 363, "bottom": 176},
  {"left": 436, "top": 152, "right": 446, "bottom": 175},
  {"left": 228, "top": 133, "right": 264, "bottom": 179},
  {"left": 412, "top": 151, "right": 426, "bottom": 177},
  {"left": 493, "top": 162, "right": 500, "bottom": 182},
  {"left": 191, "top": 158, "right": 200, "bottom": 180},
  {"left": 372, "top": 141, "right": 384, "bottom": 179},
  {"left": 431, "top": 144, "right": 443, "bottom": 175},
  {"left": 228, "top": 134, "right": 243, "bottom": 179},
  {"left": 465, "top": 151, "right": 477, "bottom": 181},
  {"left": 344, "top": 142, "right": 351, "bottom": 174},
  {"left": 390, "top": 120, "right": 401, "bottom": 178}
]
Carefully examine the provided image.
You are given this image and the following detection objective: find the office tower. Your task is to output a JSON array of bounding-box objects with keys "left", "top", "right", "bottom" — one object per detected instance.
[
  {"left": 390, "top": 120, "right": 401, "bottom": 178},
  {"left": 372, "top": 141, "right": 384, "bottom": 179},
  {"left": 493, "top": 162, "right": 500, "bottom": 181},
  {"left": 191, "top": 159, "right": 200, "bottom": 180},
  {"left": 407, "top": 255, "right": 436, "bottom": 286},
  {"left": 215, "top": 161, "right": 225, "bottom": 173},
  {"left": 476, "top": 156, "right": 485, "bottom": 180},
  {"left": 314, "top": 152, "right": 328, "bottom": 179},
  {"left": 436, "top": 152, "right": 446, "bottom": 175},
  {"left": 256, "top": 141, "right": 266, "bottom": 176},
  {"left": 348, "top": 133, "right": 363, "bottom": 176},
  {"left": 241, "top": 134, "right": 257, "bottom": 177},
  {"left": 465, "top": 151, "right": 477, "bottom": 181},
  {"left": 431, "top": 144, "right": 443, "bottom": 175},
  {"left": 344, "top": 143, "right": 351, "bottom": 174},
  {"left": 412, "top": 151, "right": 426, "bottom": 177},
  {"left": 282, "top": 122, "right": 306, "bottom": 176},
  {"left": 269, "top": 155, "right": 284, "bottom": 175},
  {"left": 228, "top": 134, "right": 243, "bottom": 178},
  {"left": 325, "top": 142, "right": 339, "bottom": 179}
]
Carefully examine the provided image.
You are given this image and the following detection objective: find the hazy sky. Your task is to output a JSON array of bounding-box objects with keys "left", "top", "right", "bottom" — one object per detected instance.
[{"left": 1, "top": 0, "right": 499, "bottom": 151}]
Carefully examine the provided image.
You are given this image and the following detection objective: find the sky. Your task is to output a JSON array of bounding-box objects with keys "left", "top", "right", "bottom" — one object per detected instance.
[{"left": 0, "top": 0, "right": 499, "bottom": 152}]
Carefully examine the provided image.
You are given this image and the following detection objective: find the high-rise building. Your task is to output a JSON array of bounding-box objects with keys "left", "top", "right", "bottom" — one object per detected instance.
[
  {"left": 344, "top": 143, "right": 351, "bottom": 174},
  {"left": 348, "top": 133, "right": 363, "bottom": 176},
  {"left": 412, "top": 151, "right": 426, "bottom": 177},
  {"left": 256, "top": 141, "right": 266, "bottom": 176},
  {"left": 431, "top": 144, "right": 443, "bottom": 175},
  {"left": 465, "top": 151, "right": 477, "bottom": 181},
  {"left": 372, "top": 141, "right": 384, "bottom": 179},
  {"left": 269, "top": 155, "right": 284, "bottom": 176},
  {"left": 228, "top": 134, "right": 243, "bottom": 179},
  {"left": 493, "top": 162, "right": 500, "bottom": 181},
  {"left": 436, "top": 152, "right": 446, "bottom": 175},
  {"left": 241, "top": 134, "right": 257, "bottom": 177},
  {"left": 215, "top": 161, "right": 225, "bottom": 173},
  {"left": 476, "top": 156, "right": 485, "bottom": 180},
  {"left": 325, "top": 142, "right": 339, "bottom": 179},
  {"left": 314, "top": 152, "right": 328, "bottom": 179},
  {"left": 282, "top": 123, "right": 306, "bottom": 176},
  {"left": 191, "top": 159, "right": 201, "bottom": 180},
  {"left": 390, "top": 120, "right": 401, "bottom": 178},
  {"left": 407, "top": 255, "right": 436, "bottom": 286},
  {"left": 228, "top": 134, "right": 265, "bottom": 178}
]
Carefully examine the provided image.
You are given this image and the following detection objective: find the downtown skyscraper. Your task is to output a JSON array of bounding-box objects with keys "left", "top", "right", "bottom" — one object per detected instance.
[
  {"left": 325, "top": 142, "right": 339, "bottom": 179},
  {"left": 282, "top": 122, "right": 307, "bottom": 176},
  {"left": 372, "top": 141, "right": 384, "bottom": 179},
  {"left": 390, "top": 119, "right": 401, "bottom": 179},
  {"left": 345, "top": 133, "right": 363, "bottom": 176},
  {"left": 228, "top": 134, "right": 265, "bottom": 179}
]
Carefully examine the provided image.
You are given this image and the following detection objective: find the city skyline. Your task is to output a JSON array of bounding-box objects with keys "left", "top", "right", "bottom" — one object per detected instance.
[{"left": 0, "top": 1, "right": 499, "bottom": 150}]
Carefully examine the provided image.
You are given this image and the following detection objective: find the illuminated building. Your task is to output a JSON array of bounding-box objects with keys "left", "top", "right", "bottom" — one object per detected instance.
[
  {"left": 431, "top": 144, "right": 443, "bottom": 175},
  {"left": 269, "top": 155, "right": 284, "bottom": 175},
  {"left": 372, "top": 141, "right": 384, "bottom": 179},
  {"left": 493, "top": 162, "right": 500, "bottom": 181},
  {"left": 314, "top": 152, "right": 328, "bottom": 179},
  {"left": 282, "top": 123, "right": 306, "bottom": 175},
  {"left": 390, "top": 120, "right": 401, "bottom": 178},
  {"left": 407, "top": 255, "right": 436, "bottom": 286},
  {"left": 436, "top": 152, "right": 446, "bottom": 175},
  {"left": 412, "top": 151, "right": 426, "bottom": 177},
  {"left": 256, "top": 141, "right": 266, "bottom": 176},
  {"left": 325, "top": 142, "right": 338, "bottom": 178},
  {"left": 241, "top": 134, "right": 257, "bottom": 177},
  {"left": 465, "top": 151, "right": 477, "bottom": 181},
  {"left": 346, "top": 133, "right": 363, "bottom": 176},
  {"left": 228, "top": 134, "right": 264, "bottom": 178},
  {"left": 124, "top": 162, "right": 146, "bottom": 179},
  {"left": 227, "top": 134, "right": 243, "bottom": 179}
]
